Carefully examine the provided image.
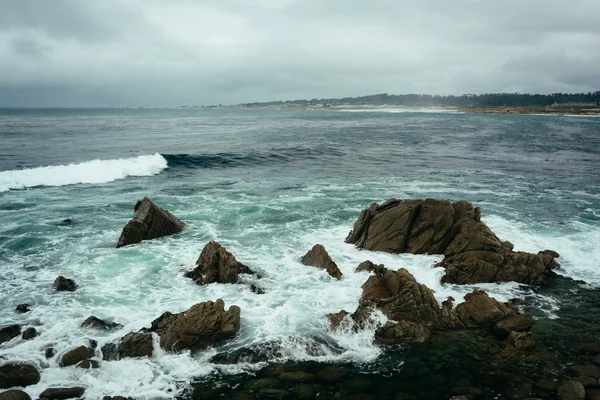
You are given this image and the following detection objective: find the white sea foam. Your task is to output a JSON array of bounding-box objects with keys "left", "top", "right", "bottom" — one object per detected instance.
[
  {"left": 0, "top": 153, "right": 168, "bottom": 192},
  {"left": 337, "top": 108, "right": 462, "bottom": 114}
]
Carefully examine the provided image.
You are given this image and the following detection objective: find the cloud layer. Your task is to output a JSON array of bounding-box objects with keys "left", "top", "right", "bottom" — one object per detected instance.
[{"left": 1, "top": 0, "right": 599, "bottom": 107}]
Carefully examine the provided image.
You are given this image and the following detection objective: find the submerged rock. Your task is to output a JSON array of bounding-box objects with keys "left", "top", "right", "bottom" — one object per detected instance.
[
  {"left": 0, "top": 390, "right": 31, "bottom": 400},
  {"left": 53, "top": 276, "right": 76, "bottom": 292},
  {"left": 21, "top": 327, "right": 37, "bottom": 340},
  {"left": 185, "top": 241, "right": 253, "bottom": 285},
  {"left": 301, "top": 244, "right": 343, "bottom": 280},
  {"left": 345, "top": 199, "right": 560, "bottom": 285},
  {"left": 116, "top": 197, "right": 184, "bottom": 248},
  {"left": 557, "top": 380, "right": 585, "bottom": 400},
  {"left": 0, "top": 363, "right": 40, "bottom": 389},
  {"left": 151, "top": 299, "right": 240, "bottom": 352},
  {"left": 15, "top": 304, "right": 30, "bottom": 313},
  {"left": 39, "top": 387, "right": 85, "bottom": 400},
  {"left": 81, "top": 316, "right": 123, "bottom": 331},
  {"left": 0, "top": 325, "right": 21, "bottom": 345}
]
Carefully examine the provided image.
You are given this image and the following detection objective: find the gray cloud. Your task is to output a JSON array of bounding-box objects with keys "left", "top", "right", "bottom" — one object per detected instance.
[{"left": 0, "top": 0, "right": 598, "bottom": 107}]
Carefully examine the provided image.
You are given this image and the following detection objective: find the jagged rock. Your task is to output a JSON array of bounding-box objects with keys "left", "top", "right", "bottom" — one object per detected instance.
[
  {"left": 556, "top": 380, "right": 585, "bottom": 400},
  {"left": 346, "top": 199, "right": 560, "bottom": 285},
  {"left": 0, "top": 325, "right": 20, "bottom": 345},
  {"left": 81, "top": 316, "right": 123, "bottom": 331},
  {"left": 39, "top": 387, "right": 85, "bottom": 400},
  {"left": 0, "top": 390, "right": 31, "bottom": 400},
  {"left": 185, "top": 241, "right": 253, "bottom": 285},
  {"left": 151, "top": 299, "right": 240, "bottom": 352},
  {"left": 76, "top": 360, "right": 100, "bottom": 369},
  {"left": 101, "top": 332, "right": 153, "bottom": 361},
  {"left": 355, "top": 260, "right": 385, "bottom": 274},
  {"left": 494, "top": 313, "right": 535, "bottom": 336},
  {"left": 53, "top": 276, "right": 76, "bottom": 292},
  {"left": 375, "top": 320, "right": 431, "bottom": 344},
  {"left": 455, "top": 289, "right": 518, "bottom": 328},
  {"left": 15, "top": 304, "right": 30, "bottom": 313},
  {"left": 60, "top": 346, "right": 89, "bottom": 367},
  {"left": 116, "top": 197, "right": 184, "bottom": 248},
  {"left": 21, "top": 327, "right": 37, "bottom": 340},
  {"left": 326, "top": 310, "right": 351, "bottom": 330},
  {"left": 0, "top": 363, "right": 40, "bottom": 389},
  {"left": 301, "top": 244, "right": 342, "bottom": 280}
]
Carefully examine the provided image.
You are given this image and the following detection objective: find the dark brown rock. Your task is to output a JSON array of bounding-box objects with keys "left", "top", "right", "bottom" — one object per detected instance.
[
  {"left": 60, "top": 346, "right": 89, "bottom": 367},
  {"left": 116, "top": 197, "right": 184, "bottom": 248},
  {"left": 0, "top": 390, "right": 31, "bottom": 400},
  {"left": 45, "top": 347, "right": 56, "bottom": 359},
  {"left": 151, "top": 299, "right": 240, "bottom": 352},
  {"left": 498, "top": 331, "right": 535, "bottom": 358},
  {"left": 355, "top": 260, "right": 385, "bottom": 274},
  {"left": 300, "top": 244, "right": 342, "bottom": 280},
  {"left": 21, "top": 328, "right": 37, "bottom": 340},
  {"left": 346, "top": 199, "right": 559, "bottom": 285},
  {"left": 250, "top": 285, "right": 264, "bottom": 294},
  {"left": 375, "top": 320, "right": 431, "bottom": 344},
  {"left": 76, "top": 359, "right": 100, "bottom": 369},
  {"left": 0, "top": 363, "right": 40, "bottom": 389},
  {"left": 39, "top": 387, "right": 85, "bottom": 399},
  {"left": 185, "top": 241, "right": 253, "bottom": 284},
  {"left": 572, "top": 376, "right": 596, "bottom": 388},
  {"left": 556, "top": 380, "right": 585, "bottom": 400},
  {"left": 0, "top": 325, "right": 21, "bottom": 345},
  {"left": 81, "top": 316, "right": 123, "bottom": 331},
  {"left": 572, "top": 364, "right": 600, "bottom": 379},
  {"left": 494, "top": 313, "right": 535, "bottom": 336},
  {"left": 278, "top": 371, "right": 315, "bottom": 383},
  {"left": 53, "top": 276, "right": 76, "bottom": 292},
  {"left": 119, "top": 333, "right": 153, "bottom": 358},
  {"left": 15, "top": 304, "right": 30, "bottom": 313},
  {"left": 455, "top": 289, "right": 518, "bottom": 328},
  {"left": 325, "top": 310, "right": 351, "bottom": 330}
]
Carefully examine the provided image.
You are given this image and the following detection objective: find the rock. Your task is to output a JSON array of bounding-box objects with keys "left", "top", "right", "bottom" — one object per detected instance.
[
  {"left": 15, "top": 304, "right": 30, "bottom": 313},
  {"left": 345, "top": 199, "right": 559, "bottom": 285},
  {"left": 291, "top": 384, "right": 315, "bottom": 399},
  {"left": 59, "top": 219, "right": 73, "bottom": 225},
  {"left": 301, "top": 244, "right": 342, "bottom": 280},
  {"left": 572, "top": 364, "right": 600, "bottom": 379},
  {"left": 0, "top": 390, "right": 31, "bottom": 400},
  {"left": 76, "top": 359, "right": 100, "bottom": 369},
  {"left": 594, "top": 354, "right": 600, "bottom": 366},
  {"left": 587, "top": 389, "right": 600, "bottom": 400},
  {"left": 498, "top": 331, "right": 535, "bottom": 358},
  {"left": 53, "top": 276, "right": 76, "bottom": 292},
  {"left": 455, "top": 289, "right": 518, "bottom": 328},
  {"left": 185, "top": 241, "right": 253, "bottom": 285},
  {"left": 375, "top": 320, "right": 431, "bottom": 344},
  {"left": 151, "top": 299, "right": 240, "bottom": 352},
  {"left": 100, "top": 343, "right": 118, "bottom": 361},
  {"left": 535, "top": 378, "right": 558, "bottom": 392},
  {"left": 256, "top": 388, "right": 290, "bottom": 399},
  {"left": 326, "top": 310, "right": 351, "bottom": 331},
  {"left": 572, "top": 376, "right": 596, "bottom": 388},
  {"left": 39, "top": 387, "right": 85, "bottom": 399},
  {"left": 556, "top": 380, "right": 585, "bottom": 400},
  {"left": 355, "top": 260, "right": 385, "bottom": 274},
  {"left": 119, "top": 333, "right": 153, "bottom": 358},
  {"left": 0, "top": 325, "right": 21, "bottom": 345},
  {"left": 60, "top": 345, "right": 89, "bottom": 367},
  {"left": 250, "top": 284, "right": 264, "bottom": 294},
  {"left": 21, "top": 327, "right": 37, "bottom": 340},
  {"left": 278, "top": 372, "right": 315, "bottom": 383},
  {"left": 494, "top": 313, "right": 535, "bottom": 336},
  {"left": 45, "top": 347, "right": 56, "bottom": 359},
  {"left": 0, "top": 363, "right": 40, "bottom": 389},
  {"left": 116, "top": 197, "right": 184, "bottom": 248},
  {"left": 81, "top": 316, "right": 123, "bottom": 331}
]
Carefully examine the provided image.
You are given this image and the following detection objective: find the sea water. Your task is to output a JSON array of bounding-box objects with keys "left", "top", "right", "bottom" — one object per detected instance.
[{"left": 0, "top": 108, "right": 599, "bottom": 398}]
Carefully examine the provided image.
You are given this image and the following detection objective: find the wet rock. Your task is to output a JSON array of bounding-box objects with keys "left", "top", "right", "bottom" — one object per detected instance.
[
  {"left": 587, "top": 389, "right": 600, "bottom": 400},
  {"left": 573, "top": 364, "right": 600, "bottom": 379},
  {"left": 455, "top": 289, "right": 519, "bottom": 328},
  {"left": 45, "top": 347, "right": 56, "bottom": 359},
  {"left": 494, "top": 313, "right": 535, "bottom": 336},
  {"left": 119, "top": 333, "right": 153, "bottom": 358},
  {"left": 278, "top": 371, "right": 315, "bottom": 383},
  {"left": 301, "top": 244, "right": 342, "bottom": 280},
  {"left": 375, "top": 320, "right": 431, "bottom": 344},
  {"left": 0, "top": 325, "right": 21, "bottom": 345},
  {"left": 0, "top": 390, "right": 31, "bottom": 400},
  {"left": 185, "top": 241, "right": 253, "bottom": 285},
  {"left": 346, "top": 199, "right": 559, "bottom": 284},
  {"left": 498, "top": 331, "right": 536, "bottom": 358},
  {"left": 0, "top": 363, "right": 40, "bottom": 389},
  {"left": 116, "top": 197, "right": 184, "bottom": 248},
  {"left": 151, "top": 299, "right": 240, "bottom": 352},
  {"left": 81, "top": 316, "right": 123, "bottom": 331},
  {"left": 556, "top": 380, "right": 585, "bottom": 400},
  {"left": 60, "top": 346, "right": 89, "bottom": 367},
  {"left": 535, "top": 378, "right": 558, "bottom": 392},
  {"left": 572, "top": 376, "right": 596, "bottom": 388},
  {"left": 100, "top": 343, "right": 119, "bottom": 361},
  {"left": 53, "top": 276, "right": 76, "bottom": 292},
  {"left": 316, "top": 367, "right": 347, "bottom": 383},
  {"left": 15, "top": 304, "right": 30, "bottom": 313},
  {"left": 250, "top": 284, "right": 265, "bottom": 294},
  {"left": 21, "top": 327, "right": 37, "bottom": 340},
  {"left": 76, "top": 359, "right": 100, "bottom": 369},
  {"left": 39, "top": 387, "right": 85, "bottom": 399},
  {"left": 355, "top": 260, "right": 385, "bottom": 274},
  {"left": 256, "top": 388, "right": 290, "bottom": 399},
  {"left": 59, "top": 219, "right": 73, "bottom": 226},
  {"left": 291, "top": 384, "right": 315, "bottom": 399},
  {"left": 451, "top": 387, "right": 484, "bottom": 396},
  {"left": 326, "top": 310, "right": 351, "bottom": 331}
]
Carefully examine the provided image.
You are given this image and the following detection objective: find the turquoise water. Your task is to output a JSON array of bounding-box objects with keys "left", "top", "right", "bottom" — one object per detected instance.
[{"left": 0, "top": 108, "right": 599, "bottom": 398}]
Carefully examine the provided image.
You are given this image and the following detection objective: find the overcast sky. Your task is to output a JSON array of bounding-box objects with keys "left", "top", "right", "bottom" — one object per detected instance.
[{"left": 1, "top": 0, "right": 599, "bottom": 107}]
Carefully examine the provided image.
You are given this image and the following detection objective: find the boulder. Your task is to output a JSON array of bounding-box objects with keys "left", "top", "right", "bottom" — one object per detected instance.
[
  {"left": 556, "top": 380, "right": 585, "bottom": 400},
  {"left": 81, "top": 316, "right": 123, "bottom": 331},
  {"left": 185, "top": 241, "right": 253, "bottom": 285},
  {"left": 15, "top": 305, "right": 29, "bottom": 313},
  {"left": 76, "top": 360, "right": 100, "bottom": 369},
  {"left": 53, "top": 276, "right": 76, "bottom": 292},
  {"left": 345, "top": 199, "right": 559, "bottom": 285},
  {"left": 21, "top": 328, "right": 37, "bottom": 340},
  {"left": 0, "top": 363, "right": 40, "bottom": 389},
  {"left": 151, "top": 299, "right": 240, "bottom": 352},
  {"left": 44, "top": 347, "right": 56, "bottom": 359},
  {"left": 0, "top": 325, "right": 20, "bottom": 345},
  {"left": 116, "top": 197, "right": 184, "bottom": 248},
  {"left": 39, "top": 387, "right": 85, "bottom": 400},
  {"left": 355, "top": 260, "right": 385, "bottom": 274},
  {"left": 301, "top": 244, "right": 342, "bottom": 280},
  {"left": 0, "top": 390, "right": 31, "bottom": 400},
  {"left": 101, "top": 332, "right": 153, "bottom": 361},
  {"left": 60, "top": 346, "right": 89, "bottom": 367},
  {"left": 454, "top": 290, "right": 518, "bottom": 328},
  {"left": 494, "top": 313, "right": 535, "bottom": 336}
]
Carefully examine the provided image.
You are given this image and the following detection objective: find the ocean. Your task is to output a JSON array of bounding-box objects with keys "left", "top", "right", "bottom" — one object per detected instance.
[{"left": 0, "top": 108, "right": 599, "bottom": 399}]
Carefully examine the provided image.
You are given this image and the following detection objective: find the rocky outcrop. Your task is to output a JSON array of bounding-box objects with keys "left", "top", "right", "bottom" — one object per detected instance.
[
  {"left": 53, "top": 276, "right": 76, "bottom": 292},
  {"left": 101, "top": 332, "right": 153, "bottom": 361},
  {"left": 60, "top": 346, "right": 89, "bottom": 367},
  {"left": 150, "top": 299, "right": 240, "bottom": 352},
  {"left": 0, "top": 363, "right": 40, "bottom": 389},
  {"left": 355, "top": 260, "right": 385, "bottom": 275},
  {"left": 39, "top": 387, "right": 85, "bottom": 400},
  {"left": 346, "top": 199, "right": 560, "bottom": 285},
  {"left": 185, "top": 242, "right": 253, "bottom": 285},
  {"left": 301, "top": 244, "right": 343, "bottom": 280},
  {"left": 117, "top": 197, "right": 184, "bottom": 248},
  {"left": 327, "top": 267, "right": 533, "bottom": 345},
  {"left": 0, "top": 325, "right": 20, "bottom": 345},
  {"left": 81, "top": 316, "right": 123, "bottom": 331}
]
